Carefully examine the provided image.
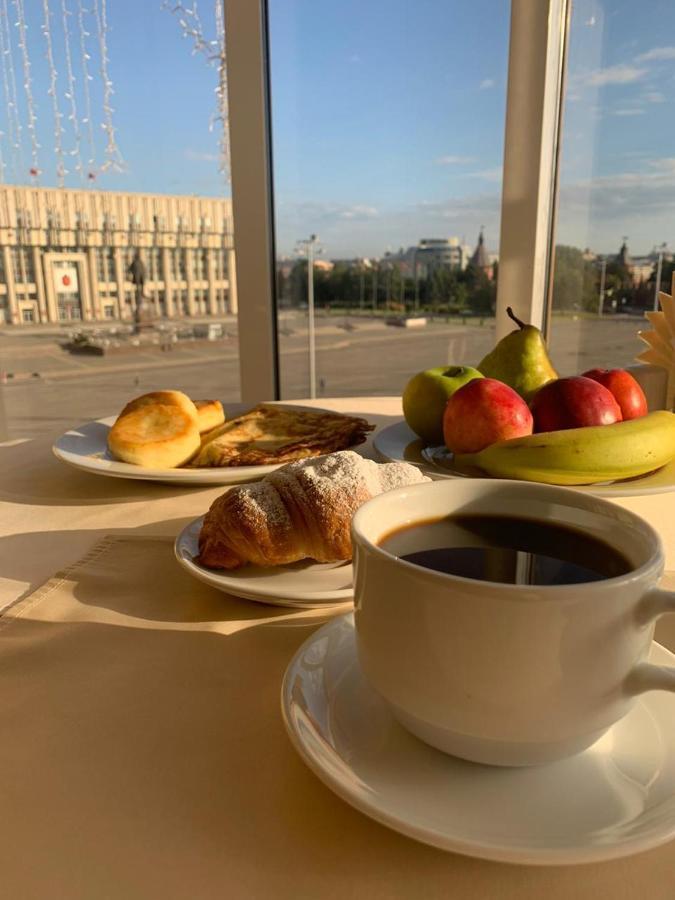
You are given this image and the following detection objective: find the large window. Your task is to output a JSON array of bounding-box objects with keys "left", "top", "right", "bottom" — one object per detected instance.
[
  {"left": 0, "top": 2, "right": 238, "bottom": 441},
  {"left": 549, "top": 0, "right": 675, "bottom": 376},
  {"left": 268, "top": 0, "right": 510, "bottom": 399}
]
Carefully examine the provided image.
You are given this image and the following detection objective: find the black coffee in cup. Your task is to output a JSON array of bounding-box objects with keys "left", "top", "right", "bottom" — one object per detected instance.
[{"left": 379, "top": 514, "right": 632, "bottom": 586}]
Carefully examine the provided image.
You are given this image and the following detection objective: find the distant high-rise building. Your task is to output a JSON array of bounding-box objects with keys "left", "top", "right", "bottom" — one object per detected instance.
[{"left": 384, "top": 237, "right": 472, "bottom": 277}]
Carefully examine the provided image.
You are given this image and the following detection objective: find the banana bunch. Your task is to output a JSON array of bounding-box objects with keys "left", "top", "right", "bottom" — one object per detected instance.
[{"left": 455, "top": 411, "right": 675, "bottom": 486}]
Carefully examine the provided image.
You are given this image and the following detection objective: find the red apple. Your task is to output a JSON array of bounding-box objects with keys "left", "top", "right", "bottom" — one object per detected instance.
[
  {"left": 443, "top": 378, "right": 533, "bottom": 454},
  {"left": 581, "top": 368, "right": 648, "bottom": 420},
  {"left": 531, "top": 376, "right": 622, "bottom": 433}
]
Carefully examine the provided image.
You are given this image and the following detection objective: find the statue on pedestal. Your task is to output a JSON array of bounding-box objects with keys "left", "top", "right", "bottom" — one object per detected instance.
[{"left": 128, "top": 250, "right": 155, "bottom": 333}]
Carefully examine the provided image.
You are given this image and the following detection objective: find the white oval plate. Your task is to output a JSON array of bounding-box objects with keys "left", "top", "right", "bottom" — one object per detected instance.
[
  {"left": 174, "top": 517, "right": 353, "bottom": 608},
  {"left": 373, "top": 418, "right": 675, "bottom": 497},
  {"left": 282, "top": 613, "right": 675, "bottom": 865},
  {"left": 52, "top": 403, "right": 362, "bottom": 487}
]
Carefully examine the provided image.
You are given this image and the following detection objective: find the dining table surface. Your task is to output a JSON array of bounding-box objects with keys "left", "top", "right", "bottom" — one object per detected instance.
[{"left": 1, "top": 395, "right": 675, "bottom": 900}]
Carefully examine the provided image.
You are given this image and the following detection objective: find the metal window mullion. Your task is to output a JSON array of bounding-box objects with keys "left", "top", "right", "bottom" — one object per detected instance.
[
  {"left": 495, "top": 0, "right": 569, "bottom": 340},
  {"left": 223, "top": 0, "right": 279, "bottom": 402}
]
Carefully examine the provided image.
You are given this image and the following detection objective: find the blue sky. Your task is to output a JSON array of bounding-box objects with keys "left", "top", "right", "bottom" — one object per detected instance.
[{"left": 1, "top": 0, "right": 674, "bottom": 259}]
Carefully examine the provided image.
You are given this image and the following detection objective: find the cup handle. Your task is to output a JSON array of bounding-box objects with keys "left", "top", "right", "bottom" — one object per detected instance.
[{"left": 628, "top": 588, "right": 675, "bottom": 695}]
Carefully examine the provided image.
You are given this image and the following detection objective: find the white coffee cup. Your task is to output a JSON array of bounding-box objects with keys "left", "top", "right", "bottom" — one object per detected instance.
[{"left": 351, "top": 479, "right": 675, "bottom": 766}]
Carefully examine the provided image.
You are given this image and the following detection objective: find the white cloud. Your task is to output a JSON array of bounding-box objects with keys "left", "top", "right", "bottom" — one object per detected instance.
[
  {"left": 468, "top": 167, "right": 503, "bottom": 182},
  {"left": 647, "top": 157, "right": 675, "bottom": 173},
  {"left": 479, "top": 78, "right": 495, "bottom": 90},
  {"left": 338, "top": 205, "right": 378, "bottom": 220},
  {"left": 556, "top": 159, "right": 675, "bottom": 251},
  {"left": 642, "top": 90, "right": 666, "bottom": 103},
  {"left": 435, "top": 155, "right": 475, "bottom": 165},
  {"left": 275, "top": 193, "right": 501, "bottom": 258},
  {"left": 635, "top": 46, "right": 675, "bottom": 62},
  {"left": 612, "top": 108, "right": 646, "bottom": 116},
  {"left": 184, "top": 149, "right": 219, "bottom": 162},
  {"left": 561, "top": 158, "right": 675, "bottom": 201},
  {"left": 583, "top": 64, "right": 647, "bottom": 86}
]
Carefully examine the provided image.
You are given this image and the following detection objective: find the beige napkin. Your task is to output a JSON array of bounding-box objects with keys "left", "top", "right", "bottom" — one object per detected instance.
[{"left": 1, "top": 536, "right": 675, "bottom": 900}]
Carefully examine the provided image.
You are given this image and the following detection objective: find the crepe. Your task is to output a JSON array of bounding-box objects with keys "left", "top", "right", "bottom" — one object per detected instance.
[{"left": 190, "top": 404, "right": 374, "bottom": 467}]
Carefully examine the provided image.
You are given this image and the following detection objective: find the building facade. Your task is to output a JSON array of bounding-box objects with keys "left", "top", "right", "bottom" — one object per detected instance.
[
  {"left": 415, "top": 237, "right": 470, "bottom": 274},
  {"left": 385, "top": 235, "right": 494, "bottom": 278},
  {"left": 0, "top": 185, "right": 237, "bottom": 326}
]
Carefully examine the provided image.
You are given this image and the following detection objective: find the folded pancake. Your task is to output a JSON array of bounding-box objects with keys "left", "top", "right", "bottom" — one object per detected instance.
[{"left": 191, "top": 404, "right": 374, "bottom": 467}]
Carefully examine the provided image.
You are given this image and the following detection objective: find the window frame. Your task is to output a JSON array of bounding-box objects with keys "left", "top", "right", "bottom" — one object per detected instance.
[{"left": 224, "top": 0, "right": 668, "bottom": 408}]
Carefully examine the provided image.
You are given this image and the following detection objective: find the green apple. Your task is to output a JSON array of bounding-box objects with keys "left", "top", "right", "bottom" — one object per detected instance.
[{"left": 403, "top": 365, "right": 484, "bottom": 445}]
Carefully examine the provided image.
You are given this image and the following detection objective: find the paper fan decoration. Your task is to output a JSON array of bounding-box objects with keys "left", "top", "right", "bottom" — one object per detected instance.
[{"left": 636, "top": 272, "right": 675, "bottom": 411}]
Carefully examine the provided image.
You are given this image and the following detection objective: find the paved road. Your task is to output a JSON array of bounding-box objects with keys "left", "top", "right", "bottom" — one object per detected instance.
[{"left": 0, "top": 315, "right": 647, "bottom": 440}]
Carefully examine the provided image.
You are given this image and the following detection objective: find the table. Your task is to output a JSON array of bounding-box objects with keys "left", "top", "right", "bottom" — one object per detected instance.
[{"left": 1, "top": 397, "right": 675, "bottom": 900}]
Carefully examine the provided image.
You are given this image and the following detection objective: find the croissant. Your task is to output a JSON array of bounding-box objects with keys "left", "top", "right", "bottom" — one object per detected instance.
[{"left": 197, "top": 450, "right": 429, "bottom": 569}]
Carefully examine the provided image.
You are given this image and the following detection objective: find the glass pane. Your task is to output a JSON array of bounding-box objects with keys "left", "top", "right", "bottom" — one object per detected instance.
[
  {"left": 550, "top": 0, "right": 675, "bottom": 375},
  {"left": 0, "top": 2, "right": 237, "bottom": 441},
  {"left": 268, "top": 0, "right": 510, "bottom": 399}
]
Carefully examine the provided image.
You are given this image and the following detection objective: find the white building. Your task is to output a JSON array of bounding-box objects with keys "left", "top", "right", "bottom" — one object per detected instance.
[{"left": 0, "top": 185, "right": 237, "bottom": 326}]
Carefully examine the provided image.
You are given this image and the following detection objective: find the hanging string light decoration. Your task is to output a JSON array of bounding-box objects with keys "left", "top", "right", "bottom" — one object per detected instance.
[
  {"left": 76, "top": 0, "right": 98, "bottom": 180},
  {"left": 13, "top": 0, "right": 41, "bottom": 180},
  {"left": 162, "top": 0, "right": 230, "bottom": 182},
  {"left": 0, "top": 0, "right": 125, "bottom": 185},
  {"left": 0, "top": 0, "right": 23, "bottom": 182},
  {"left": 93, "top": 0, "right": 125, "bottom": 174},
  {"left": 213, "top": 0, "right": 229, "bottom": 182},
  {"left": 42, "top": 0, "right": 67, "bottom": 186},
  {"left": 61, "top": 0, "right": 85, "bottom": 185}
]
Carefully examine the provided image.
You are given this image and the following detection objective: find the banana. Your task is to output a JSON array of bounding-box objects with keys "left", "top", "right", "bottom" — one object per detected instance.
[{"left": 455, "top": 411, "right": 675, "bottom": 485}]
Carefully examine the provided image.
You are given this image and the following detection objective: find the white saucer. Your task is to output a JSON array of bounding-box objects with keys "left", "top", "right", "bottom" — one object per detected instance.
[
  {"left": 282, "top": 613, "right": 675, "bottom": 865},
  {"left": 53, "top": 403, "right": 367, "bottom": 487},
  {"left": 374, "top": 418, "right": 675, "bottom": 497},
  {"left": 174, "top": 517, "right": 353, "bottom": 608}
]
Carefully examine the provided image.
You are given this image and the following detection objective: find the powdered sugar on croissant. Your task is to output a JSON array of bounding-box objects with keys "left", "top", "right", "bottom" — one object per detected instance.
[{"left": 197, "top": 450, "right": 429, "bottom": 569}]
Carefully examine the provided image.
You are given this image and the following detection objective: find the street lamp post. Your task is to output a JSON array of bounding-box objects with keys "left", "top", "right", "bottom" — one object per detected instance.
[
  {"left": 413, "top": 252, "right": 419, "bottom": 312},
  {"left": 654, "top": 242, "right": 668, "bottom": 312},
  {"left": 296, "top": 234, "right": 320, "bottom": 398},
  {"left": 598, "top": 257, "right": 606, "bottom": 317}
]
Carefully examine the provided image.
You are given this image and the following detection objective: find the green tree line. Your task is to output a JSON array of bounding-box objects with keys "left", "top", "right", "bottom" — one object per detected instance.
[
  {"left": 552, "top": 245, "right": 672, "bottom": 313},
  {"left": 278, "top": 246, "right": 669, "bottom": 318},
  {"left": 278, "top": 260, "right": 497, "bottom": 317}
]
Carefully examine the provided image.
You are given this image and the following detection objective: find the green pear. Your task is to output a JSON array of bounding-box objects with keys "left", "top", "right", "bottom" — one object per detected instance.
[
  {"left": 477, "top": 307, "right": 557, "bottom": 402},
  {"left": 403, "top": 365, "right": 483, "bottom": 445}
]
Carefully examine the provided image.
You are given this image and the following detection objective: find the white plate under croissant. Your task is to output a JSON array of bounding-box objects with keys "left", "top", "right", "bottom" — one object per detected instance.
[
  {"left": 174, "top": 517, "right": 354, "bottom": 608},
  {"left": 174, "top": 450, "right": 429, "bottom": 607}
]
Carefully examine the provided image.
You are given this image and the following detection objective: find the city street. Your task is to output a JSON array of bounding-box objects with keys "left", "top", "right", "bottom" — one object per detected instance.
[{"left": 0, "top": 314, "right": 648, "bottom": 440}]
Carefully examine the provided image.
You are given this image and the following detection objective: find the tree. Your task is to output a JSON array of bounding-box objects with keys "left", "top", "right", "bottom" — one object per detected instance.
[{"left": 552, "top": 246, "right": 598, "bottom": 312}]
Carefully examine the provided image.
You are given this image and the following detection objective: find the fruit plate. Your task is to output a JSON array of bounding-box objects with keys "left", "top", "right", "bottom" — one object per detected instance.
[
  {"left": 373, "top": 419, "right": 675, "bottom": 498},
  {"left": 175, "top": 517, "right": 354, "bottom": 608},
  {"left": 52, "top": 403, "right": 368, "bottom": 487}
]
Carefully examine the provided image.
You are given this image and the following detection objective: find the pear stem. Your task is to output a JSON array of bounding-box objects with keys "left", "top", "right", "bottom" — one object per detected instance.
[{"left": 506, "top": 306, "right": 527, "bottom": 330}]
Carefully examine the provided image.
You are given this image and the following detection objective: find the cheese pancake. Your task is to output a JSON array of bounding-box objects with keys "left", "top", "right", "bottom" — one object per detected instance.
[
  {"left": 190, "top": 404, "right": 374, "bottom": 467},
  {"left": 108, "top": 404, "right": 201, "bottom": 468},
  {"left": 194, "top": 399, "right": 226, "bottom": 434}
]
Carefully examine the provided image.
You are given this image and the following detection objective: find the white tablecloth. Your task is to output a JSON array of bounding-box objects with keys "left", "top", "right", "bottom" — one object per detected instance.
[{"left": 1, "top": 397, "right": 675, "bottom": 900}]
